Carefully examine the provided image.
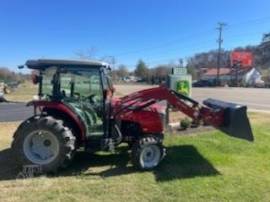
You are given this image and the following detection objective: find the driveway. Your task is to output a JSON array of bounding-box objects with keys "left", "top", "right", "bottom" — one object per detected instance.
[
  {"left": 0, "top": 102, "right": 33, "bottom": 122},
  {"left": 192, "top": 87, "right": 270, "bottom": 112},
  {"left": 0, "top": 86, "right": 269, "bottom": 122}
]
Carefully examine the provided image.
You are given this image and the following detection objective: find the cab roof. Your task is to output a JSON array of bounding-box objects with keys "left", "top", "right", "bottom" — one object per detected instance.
[{"left": 26, "top": 59, "right": 110, "bottom": 70}]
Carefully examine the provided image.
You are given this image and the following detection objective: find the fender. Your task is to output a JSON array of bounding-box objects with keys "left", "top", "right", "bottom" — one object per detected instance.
[{"left": 27, "top": 100, "right": 86, "bottom": 141}]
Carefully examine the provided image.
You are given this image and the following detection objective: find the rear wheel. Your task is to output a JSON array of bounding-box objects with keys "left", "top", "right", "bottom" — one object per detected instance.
[
  {"left": 131, "top": 135, "right": 165, "bottom": 170},
  {"left": 12, "top": 116, "right": 76, "bottom": 173}
]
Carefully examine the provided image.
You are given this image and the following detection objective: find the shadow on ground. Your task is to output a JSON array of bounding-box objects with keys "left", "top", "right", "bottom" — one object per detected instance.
[
  {"left": 0, "top": 148, "right": 21, "bottom": 181},
  {"left": 0, "top": 145, "right": 219, "bottom": 182}
]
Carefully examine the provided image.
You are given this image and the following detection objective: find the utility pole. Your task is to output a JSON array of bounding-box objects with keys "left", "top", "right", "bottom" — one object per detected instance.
[{"left": 216, "top": 22, "right": 226, "bottom": 86}]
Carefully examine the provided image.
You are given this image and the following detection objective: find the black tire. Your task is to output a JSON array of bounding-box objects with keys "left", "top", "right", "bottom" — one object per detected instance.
[
  {"left": 12, "top": 116, "right": 76, "bottom": 173},
  {"left": 131, "top": 135, "right": 165, "bottom": 170}
]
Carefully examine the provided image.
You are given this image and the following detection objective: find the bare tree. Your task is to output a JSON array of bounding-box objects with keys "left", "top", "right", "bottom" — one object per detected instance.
[
  {"left": 74, "top": 47, "right": 98, "bottom": 60},
  {"left": 117, "top": 65, "right": 129, "bottom": 78},
  {"left": 100, "top": 56, "right": 117, "bottom": 69}
]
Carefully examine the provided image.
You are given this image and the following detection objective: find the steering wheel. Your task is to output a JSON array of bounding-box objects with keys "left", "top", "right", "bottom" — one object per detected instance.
[
  {"left": 87, "top": 94, "right": 96, "bottom": 104},
  {"left": 74, "top": 92, "right": 81, "bottom": 99}
]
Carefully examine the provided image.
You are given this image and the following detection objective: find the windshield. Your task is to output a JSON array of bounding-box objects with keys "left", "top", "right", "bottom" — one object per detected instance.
[{"left": 41, "top": 67, "right": 102, "bottom": 102}]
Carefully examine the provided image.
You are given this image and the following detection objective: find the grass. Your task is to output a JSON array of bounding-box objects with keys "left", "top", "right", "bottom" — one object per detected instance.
[
  {"left": 5, "top": 81, "right": 37, "bottom": 102},
  {"left": 0, "top": 113, "right": 269, "bottom": 202}
]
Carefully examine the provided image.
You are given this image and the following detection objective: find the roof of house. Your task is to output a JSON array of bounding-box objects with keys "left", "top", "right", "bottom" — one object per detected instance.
[
  {"left": 203, "top": 67, "right": 255, "bottom": 77},
  {"left": 203, "top": 68, "right": 231, "bottom": 76}
]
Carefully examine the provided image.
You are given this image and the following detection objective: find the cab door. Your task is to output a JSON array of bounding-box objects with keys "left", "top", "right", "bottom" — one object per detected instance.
[
  {"left": 60, "top": 68, "right": 104, "bottom": 150},
  {"left": 100, "top": 69, "right": 113, "bottom": 144}
]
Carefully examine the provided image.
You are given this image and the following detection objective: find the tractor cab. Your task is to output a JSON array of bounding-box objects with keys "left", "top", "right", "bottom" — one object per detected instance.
[{"left": 26, "top": 59, "right": 114, "bottom": 149}]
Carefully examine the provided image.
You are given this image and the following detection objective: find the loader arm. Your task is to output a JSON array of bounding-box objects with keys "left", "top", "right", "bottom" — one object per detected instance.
[{"left": 114, "top": 86, "right": 253, "bottom": 141}]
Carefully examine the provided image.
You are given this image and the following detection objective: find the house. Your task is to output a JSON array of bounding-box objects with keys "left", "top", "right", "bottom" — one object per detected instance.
[
  {"left": 201, "top": 68, "right": 231, "bottom": 85},
  {"left": 242, "top": 68, "right": 264, "bottom": 87},
  {"left": 201, "top": 67, "right": 263, "bottom": 86},
  {"left": 261, "top": 33, "right": 270, "bottom": 45},
  {"left": 260, "top": 33, "right": 270, "bottom": 57}
]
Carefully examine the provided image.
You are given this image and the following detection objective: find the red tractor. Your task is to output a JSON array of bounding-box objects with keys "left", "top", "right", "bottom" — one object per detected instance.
[{"left": 12, "top": 59, "right": 254, "bottom": 173}]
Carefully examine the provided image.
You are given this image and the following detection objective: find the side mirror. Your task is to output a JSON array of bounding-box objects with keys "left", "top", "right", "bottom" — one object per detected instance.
[
  {"left": 18, "top": 65, "right": 24, "bottom": 69},
  {"left": 103, "top": 89, "right": 108, "bottom": 98},
  {"left": 112, "top": 86, "right": 116, "bottom": 93},
  {"left": 32, "top": 74, "right": 41, "bottom": 85}
]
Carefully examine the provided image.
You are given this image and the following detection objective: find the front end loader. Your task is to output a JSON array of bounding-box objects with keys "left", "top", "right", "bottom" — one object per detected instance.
[
  {"left": 113, "top": 85, "right": 253, "bottom": 142},
  {"left": 11, "top": 59, "right": 254, "bottom": 173}
]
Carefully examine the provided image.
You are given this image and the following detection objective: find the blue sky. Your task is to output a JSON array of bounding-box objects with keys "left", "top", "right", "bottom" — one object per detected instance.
[{"left": 1, "top": 0, "right": 270, "bottom": 71}]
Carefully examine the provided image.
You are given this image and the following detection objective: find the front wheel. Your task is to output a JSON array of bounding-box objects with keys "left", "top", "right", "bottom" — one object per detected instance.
[
  {"left": 131, "top": 136, "right": 165, "bottom": 170},
  {"left": 12, "top": 116, "right": 76, "bottom": 173}
]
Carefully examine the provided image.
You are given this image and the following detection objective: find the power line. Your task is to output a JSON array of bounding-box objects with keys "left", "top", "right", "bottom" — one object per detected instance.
[
  {"left": 112, "top": 15, "right": 270, "bottom": 58},
  {"left": 124, "top": 31, "right": 263, "bottom": 67},
  {"left": 124, "top": 41, "right": 216, "bottom": 67},
  {"left": 113, "top": 16, "right": 270, "bottom": 69},
  {"left": 229, "top": 15, "right": 270, "bottom": 27},
  {"left": 113, "top": 30, "right": 215, "bottom": 57},
  {"left": 124, "top": 29, "right": 270, "bottom": 69}
]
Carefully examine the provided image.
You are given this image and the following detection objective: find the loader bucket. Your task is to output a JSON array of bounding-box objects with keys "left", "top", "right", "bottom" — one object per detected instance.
[{"left": 203, "top": 99, "right": 254, "bottom": 142}]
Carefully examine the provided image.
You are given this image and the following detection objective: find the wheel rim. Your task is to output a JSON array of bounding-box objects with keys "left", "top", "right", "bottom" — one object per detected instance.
[
  {"left": 140, "top": 145, "right": 161, "bottom": 169},
  {"left": 23, "top": 130, "right": 60, "bottom": 165}
]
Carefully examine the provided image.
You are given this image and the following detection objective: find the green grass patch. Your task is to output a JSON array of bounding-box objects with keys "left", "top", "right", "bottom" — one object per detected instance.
[
  {"left": 0, "top": 113, "right": 269, "bottom": 201},
  {"left": 5, "top": 81, "right": 37, "bottom": 102}
]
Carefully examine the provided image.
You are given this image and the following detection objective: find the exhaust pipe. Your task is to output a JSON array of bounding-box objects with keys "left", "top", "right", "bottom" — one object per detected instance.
[{"left": 203, "top": 99, "right": 254, "bottom": 142}]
